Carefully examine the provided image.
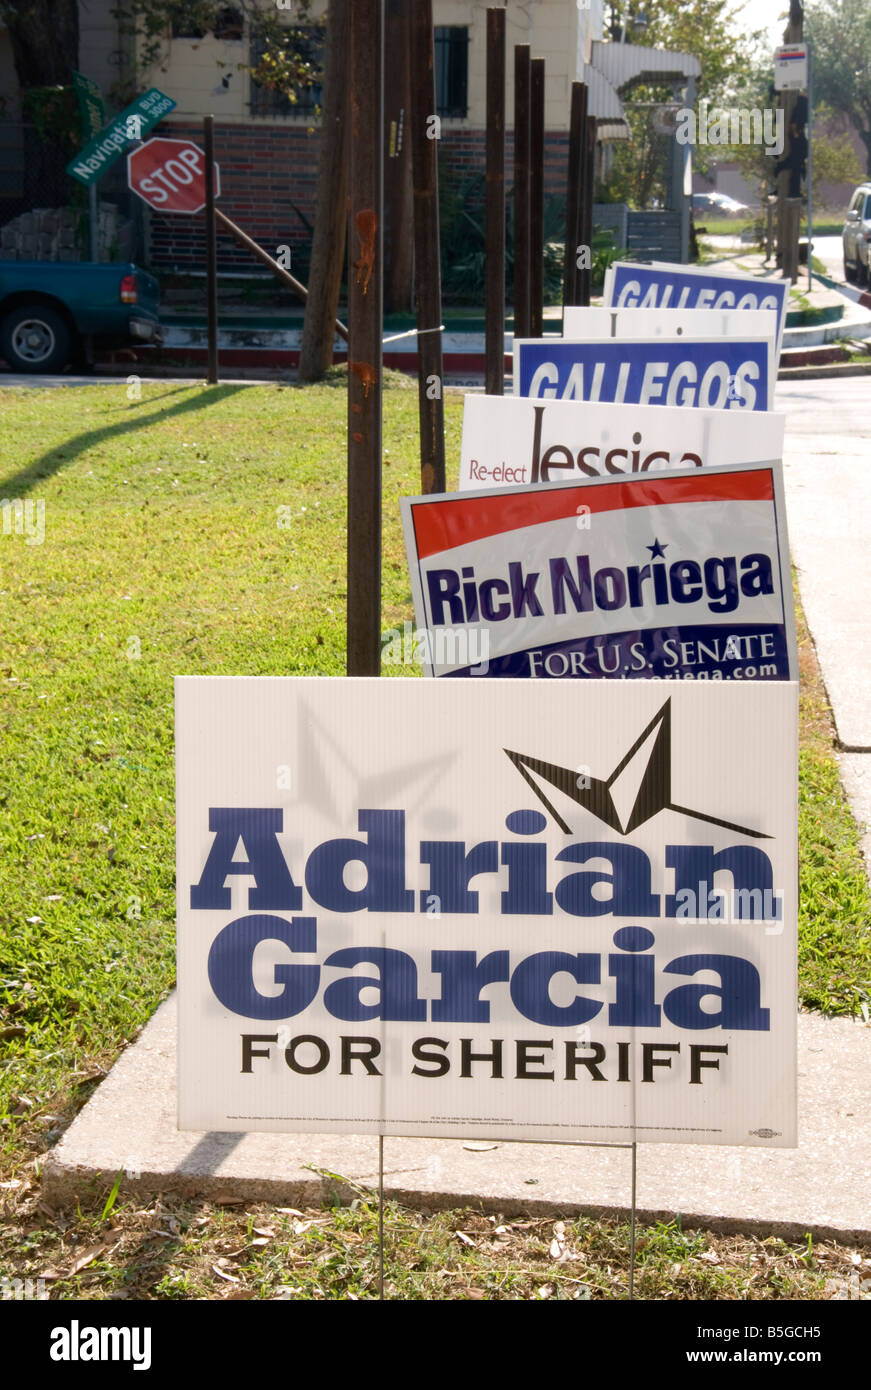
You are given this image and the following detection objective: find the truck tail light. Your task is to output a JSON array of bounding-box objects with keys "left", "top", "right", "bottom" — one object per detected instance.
[{"left": 120, "top": 273, "right": 138, "bottom": 304}]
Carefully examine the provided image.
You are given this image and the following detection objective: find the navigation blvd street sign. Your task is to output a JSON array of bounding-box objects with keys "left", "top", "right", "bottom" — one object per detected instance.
[
  {"left": 127, "top": 138, "right": 220, "bottom": 215},
  {"left": 66, "top": 88, "right": 177, "bottom": 187}
]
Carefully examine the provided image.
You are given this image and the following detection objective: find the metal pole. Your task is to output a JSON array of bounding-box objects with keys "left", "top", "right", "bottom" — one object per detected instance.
[
  {"left": 629, "top": 1141, "right": 637, "bottom": 1300},
  {"left": 203, "top": 115, "right": 219, "bottom": 385},
  {"left": 530, "top": 58, "right": 545, "bottom": 337},
  {"left": 347, "top": 0, "right": 384, "bottom": 677},
  {"left": 378, "top": 1134, "right": 385, "bottom": 1300},
  {"left": 580, "top": 115, "right": 596, "bottom": 306},
  {"left": 485, "top": 7, "right": 506, "bottom": 395},
  {"left": 88, "top": 184, "right": 99, "bottom": 262},
  {"left": 563, "top": 81, "right": 587, "bottom": 309},
  {"left": 215, "top": 208, "right": 348, "bottom": 342},
  {"left": 806, "top": 40, "right": 813, "bottom": 294},
  {"left": 409, "top": 0, "right": 446, "bottom": 493},
  {"left": 514, "top": 45, "right": 532, "bottom": 340}
]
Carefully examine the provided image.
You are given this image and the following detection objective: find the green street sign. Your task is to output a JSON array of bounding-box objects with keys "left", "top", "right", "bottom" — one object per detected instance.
[
  {"left": 71, "top": 70, "right": 106, "bottom": 142},
  {"left": 66, "top": 88, "right": 177, "bottom": 187}
]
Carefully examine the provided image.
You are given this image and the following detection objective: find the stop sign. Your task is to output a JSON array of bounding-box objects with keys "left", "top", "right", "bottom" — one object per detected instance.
[{"left": 127, "top": 137, "right": 220, "bottom": 215}]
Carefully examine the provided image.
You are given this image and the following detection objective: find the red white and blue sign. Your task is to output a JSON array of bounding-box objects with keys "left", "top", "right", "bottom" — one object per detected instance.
[
  {"left": 401, "top": 463, "right": 797, "bottom": 682},
  {"left": 513, "top": 336, "right": 774, "bottom": 410},
  {"left": 604, "top": 261, "right": 789, "bottom": 359}
]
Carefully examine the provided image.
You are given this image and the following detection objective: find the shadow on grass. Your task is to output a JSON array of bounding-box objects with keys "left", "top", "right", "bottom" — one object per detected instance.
[{"left": 0, "top": 384, "right": 247, "bottom": 498}]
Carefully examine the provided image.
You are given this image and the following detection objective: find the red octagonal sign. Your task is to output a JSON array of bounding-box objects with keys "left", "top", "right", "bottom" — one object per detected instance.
[{"left": 127, "top": 137, "right": 220, "bottom": 215}]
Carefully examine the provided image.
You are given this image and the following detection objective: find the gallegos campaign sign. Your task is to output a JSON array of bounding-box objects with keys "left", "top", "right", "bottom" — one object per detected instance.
[
  {"left": 513, "top": 336, "right": 774, "bottom": 410},
  {"left": 561, "top": 305, "right": 779, "bottom": 343},
  {"left": 176, "top": 677, "right": 797, "bottom": 1146},
  {"left": 401, "top": 463, "right": 797, "bottom": 682},
  {"left": 458, "top": 394, "right": 785, "bottom": 491},
  {"left": 604, "top": 261, "right": 789, "bottom": 358}
]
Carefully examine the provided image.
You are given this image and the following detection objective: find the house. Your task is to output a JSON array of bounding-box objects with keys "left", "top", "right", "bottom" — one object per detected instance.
[{"left": 1, "top": 0, "right": 701, "bottom": 272}]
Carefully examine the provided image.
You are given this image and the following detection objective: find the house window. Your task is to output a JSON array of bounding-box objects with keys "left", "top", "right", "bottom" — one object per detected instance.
[
  {"left": 434, "top": 26, "right": 469, "bottom": 119},
  {"left": 214, "top": 6, "right": 244, "bottom": 42},
  {"left": 249, "top": 25, "right": 325, "bottom": 117}
]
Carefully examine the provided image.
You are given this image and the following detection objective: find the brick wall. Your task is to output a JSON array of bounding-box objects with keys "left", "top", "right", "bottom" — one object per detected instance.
[{"left": 146, "top": 120, "right": 573, "bottom": 273}]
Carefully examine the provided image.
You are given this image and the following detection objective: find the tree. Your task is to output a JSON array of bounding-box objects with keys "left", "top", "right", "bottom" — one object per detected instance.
[
  {"left": 600, "top": 0, "right": 762, "bottom": 209},
  {"left": 807, "top": 0, "right": 871, "bottom": 176},
  {"left": 0, "top": 0, "right": 79, "bottom": 89},
  {"left": 298, "top": 0, "right": 348, "bottom": 382}
]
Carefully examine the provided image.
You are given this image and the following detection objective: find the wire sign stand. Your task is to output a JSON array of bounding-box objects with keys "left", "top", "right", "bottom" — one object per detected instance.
[{"left": 373, "top": 1135, "right": 639, "bottom": 1301}]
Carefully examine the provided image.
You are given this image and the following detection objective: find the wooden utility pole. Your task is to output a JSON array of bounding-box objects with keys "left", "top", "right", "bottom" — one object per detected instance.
[
  {"left": 299, "top": 0, "right": 350, "bottom": 381},
  {"left": 203, "top": 115, "right": 219, "bottom": 384},
  {"left": 563, "top": 81, "right": 587, "bottom": 308},
  {"left": 513, "top": 45, "right": 532, "bottom": 340},
  {"left": 777, "top": 0, "right": 804, "bottom": 282},
  {"left": 347, "top": 0, "right": 383, "bottom": 676},
  {"left": 530, "top": 58, "right": 545, "bottom": 337},
  {"left": 485, "top": 7, "right": 506, "bottom": 394},
  {"left": 408, "top": 0, "right": 446, "bottom": 493},
  {"left": 384, "top": 0, "right": 414, "bottom": 312}
]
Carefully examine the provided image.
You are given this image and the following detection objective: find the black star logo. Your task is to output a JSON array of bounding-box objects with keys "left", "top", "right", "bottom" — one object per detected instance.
[
  {"left": 647, "top": 538, "right": 668, "bottom": 559},
  {"left": 505, "top": 699, "right": 769, "bottom": 839}
]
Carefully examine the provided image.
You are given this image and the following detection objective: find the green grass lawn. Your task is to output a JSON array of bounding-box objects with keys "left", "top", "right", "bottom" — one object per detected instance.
[{"left": 0, "top": 379, "right": 869, "bottom": 1298}]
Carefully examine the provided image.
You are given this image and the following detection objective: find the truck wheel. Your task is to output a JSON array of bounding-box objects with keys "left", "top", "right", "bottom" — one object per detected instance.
[{"left": 0, "top": 305, "right": 72, "bottom": 373}]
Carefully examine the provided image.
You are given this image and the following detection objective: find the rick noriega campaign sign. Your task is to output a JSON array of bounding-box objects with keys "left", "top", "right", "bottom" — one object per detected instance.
[
  {"left": 401, "top": 463, "right": 797, "bottom": 682},
  {"left": 176, "top": 677, "right": 797, "bottom": 1146}
]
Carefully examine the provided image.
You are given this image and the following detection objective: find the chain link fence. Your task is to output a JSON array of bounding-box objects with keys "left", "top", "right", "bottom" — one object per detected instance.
[{"left": 0, "top": 121, "right": 146, "bottom": 265}]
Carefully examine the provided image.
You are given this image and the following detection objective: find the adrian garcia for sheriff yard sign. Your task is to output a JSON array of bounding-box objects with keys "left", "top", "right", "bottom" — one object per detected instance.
[{"left": 176, "top": 677, "right": 797, "bottom": 1146}]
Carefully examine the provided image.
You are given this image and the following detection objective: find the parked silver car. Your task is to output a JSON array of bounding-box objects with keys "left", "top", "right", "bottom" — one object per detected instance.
[{"left": 843, "top": 184, "right": 871, "bottom": 285}]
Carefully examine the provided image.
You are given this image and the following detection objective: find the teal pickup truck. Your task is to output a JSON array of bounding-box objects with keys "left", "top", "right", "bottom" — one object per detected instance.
[{"left": 0, "top": 261, "right": 162, "bottom": 372}]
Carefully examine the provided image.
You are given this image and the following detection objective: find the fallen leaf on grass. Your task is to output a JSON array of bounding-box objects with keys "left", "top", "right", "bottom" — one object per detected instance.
[
  {"left": 72, "top": 1070, "right": 105, "bottom": 1087},
  {"left": 0, "top": 1179, "right": 22, "bottom": 1189},
  {"left": 455, "top": 1231, "right": 476, "bottom": 1248},
  {"left": 41, "top": 1242, "right": 107, "bottom": 1281},
  {"left": 276, "top": 1208, "right": 304, "bottom": 1217},
  {"left": 697, "top": 1249, "right": 721, "bottom": 1265},
  {"left": 0, "top": 1026, "right": 27, "bottom": 1040},
  {"left": 212, "top": 1263, "right": 240, "bottom": 1284}
]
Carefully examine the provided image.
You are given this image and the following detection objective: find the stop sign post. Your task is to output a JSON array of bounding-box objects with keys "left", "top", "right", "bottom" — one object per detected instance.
[
  {"left": 128, "top": 127, "right": 221, "bottom": 382},
  {"left": 127, "top": 136, "right": 220, "bottom": 214}
]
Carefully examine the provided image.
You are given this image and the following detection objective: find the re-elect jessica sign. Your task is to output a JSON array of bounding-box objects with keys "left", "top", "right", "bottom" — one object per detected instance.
[
  {"left": 176, "top": 677, "right": 797, "bottom": 1146},
  {"left": 514, "top": 336, "right": 773, "bottom": 411},
  {"left": 604, "top": 262, "right": 789, "bottom": 358},
  {"left": 458, "top": 394, "right": 785, "bottom": 491},
  {"left": 401, "top": 463, "right": 797, "bottom": 681}
]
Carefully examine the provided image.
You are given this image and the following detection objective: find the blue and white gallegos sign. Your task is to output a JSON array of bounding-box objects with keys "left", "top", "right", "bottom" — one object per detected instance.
[
  {"left": 514, "top": 336, "right": 774, "bottom": 410},
  {"left": 604, "top": 261, "right": 789, "bottom": 358},
  {"left": 176, "top": 676, "right": 797, "bottom": 1146},
  {"left": 401, "top": 463, "right": 797, "bottom": 681}
]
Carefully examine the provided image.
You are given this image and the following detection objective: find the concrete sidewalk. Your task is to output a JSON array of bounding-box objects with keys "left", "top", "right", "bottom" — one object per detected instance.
[
  {"left": 43, "top": 379, "right": 871, "bottom": 1239},
  {"left": 42, "top": 995, "right": 871, "bottom": 1241}
]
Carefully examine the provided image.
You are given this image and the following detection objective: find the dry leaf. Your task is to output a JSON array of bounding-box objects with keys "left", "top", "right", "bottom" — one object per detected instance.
[
  {"left": 292, "top": 1219, "right": 312, "bottom": 1236},
  {"left": 253, "top": 1226, "right": 275, "bottom": 1238},
  {"left": 0, "top": 1026, "right": 27, "bottom": 1040},
  {"left": 698, "top": 1249, "right": 721, "bottom": 1265},
  {"left": 455, "top": 1230, "right": 476, "bottom": 1247},
  {"left": 537, "top": 1284, "right": 554, "bottom": 1299},
  {"left": 276, "top": 1208, "right": 304, "bottom": 1217},
  {"left": 212, "top": 1264, "right": 240, "bottom": 1284},
  {"left": 0, "top": 1179, "right": 22, "bottom": 1190}
]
